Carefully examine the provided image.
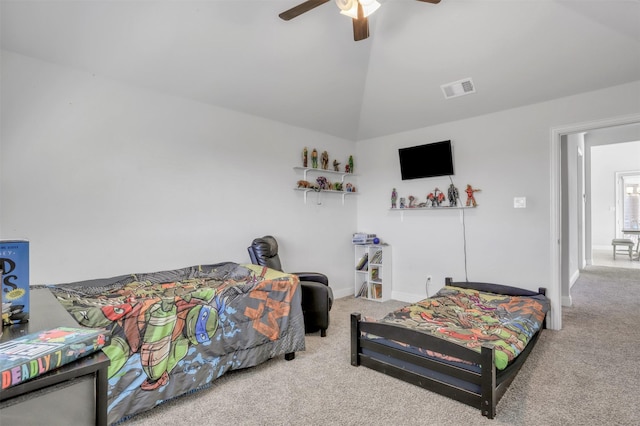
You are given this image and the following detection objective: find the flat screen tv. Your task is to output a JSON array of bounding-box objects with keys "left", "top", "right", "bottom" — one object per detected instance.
[{"left": 398, "top": 140, "right": 454, "bottom": 180}]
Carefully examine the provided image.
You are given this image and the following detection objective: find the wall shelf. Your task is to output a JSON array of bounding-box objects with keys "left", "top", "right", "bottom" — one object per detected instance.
[
  {"left": 390, "top": 205, "right": 477, "bottom": 221},
  {"left": 389, "top": 206, "right": 476, "bottom": 211},
  {"left": 293, "top": 166, "right": 356, "bottom": 183},
  {"left": 293, "top": 187, "right": 358, "bottom": 204},
  {"left": 294, "top": 167, "right": 357, "bottom": 204}
]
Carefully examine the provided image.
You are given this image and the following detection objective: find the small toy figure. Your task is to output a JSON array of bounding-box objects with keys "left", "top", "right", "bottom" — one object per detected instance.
[
  {"left": 431, "top": 188, "right": 443, "bottom": 207},
  {"left": 348, "top": 155, "right": 354, "bottom": 173},
  {"left": 333, "top": 159, "right": 341, "bottom": 171},
  {"left": 302, "top": 147, "right": 308, "bottom": 167},
  {"left": 465, "top": 184, "right": 481, "bottom": 207},
  {"left": 391, "top": 188, "right": 398, "bottom": 208},
  {"left": 321, "top": 151, "right": 329, "bottom": 170},
  {"left": 408, "top": 195, "right": 417, "bottom": 208},
  {"left": 447, "top": 184, "right": 459, "bottom": 207},
  {"left": 316, "top": 176, "right": 329, "bottom": 190},
  {"left": 345, "top": 164, "right": 350, "bottom": 173},
  {"left": 426, "top": 193, "right": 435, "bottom": 207},
  {"left": 333, "top": 182, "right": 343, "bottom": 191},
  {"left": 399, "top": 197, "right": 406, "bottom": 208},
  {"left": 297, "top": 180, "right": 311, "bottom": 188},
  {"left": 311, "top": 149, "right": 318, "bottom": 168},
  {"left": 345, "top": 183, "right": 355, "bottom": 192}
]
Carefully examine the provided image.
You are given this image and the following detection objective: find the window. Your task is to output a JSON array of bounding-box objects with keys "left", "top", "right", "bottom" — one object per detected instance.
[{"left": 622, "top": 176, "right": 640, "bottom": 230}]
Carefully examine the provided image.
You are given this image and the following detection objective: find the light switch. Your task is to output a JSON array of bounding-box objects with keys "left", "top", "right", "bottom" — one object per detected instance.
[{"left": 514, "top": 197, "right": 526, "bottom": 208}]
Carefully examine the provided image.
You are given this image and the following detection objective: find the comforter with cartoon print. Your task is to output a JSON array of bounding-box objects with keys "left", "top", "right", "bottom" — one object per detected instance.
[
  {"left": 47, "top": 262, "right": 305, "bottom": 425},
  {"left": 371, "top": 285, "right": 549, "bottom": 370}
]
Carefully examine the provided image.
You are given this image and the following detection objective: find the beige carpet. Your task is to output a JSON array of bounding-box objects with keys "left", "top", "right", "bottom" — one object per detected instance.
[{"left": 125, "top": 266, "right": 639, "bottom": 426}]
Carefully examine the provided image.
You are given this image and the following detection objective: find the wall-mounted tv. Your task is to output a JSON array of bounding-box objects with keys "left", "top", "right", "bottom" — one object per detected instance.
[{"left": 398, "top": 140, "right": 454, "bottom": 180}]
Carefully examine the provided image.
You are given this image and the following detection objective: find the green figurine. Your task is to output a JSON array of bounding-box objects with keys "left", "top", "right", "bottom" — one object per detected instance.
[{"left": 348, "top": 155, "right": 354, "bottom": 173}]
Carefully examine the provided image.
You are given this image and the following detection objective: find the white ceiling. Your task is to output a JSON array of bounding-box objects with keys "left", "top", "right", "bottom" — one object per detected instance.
[{"left": 1, "top": 0, "right": 639, "bottom": 141}]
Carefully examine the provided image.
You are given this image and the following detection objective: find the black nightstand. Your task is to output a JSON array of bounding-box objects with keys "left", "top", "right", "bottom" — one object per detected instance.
[{"left": 0, "top": 289, "right": 110, "bottom": 426}]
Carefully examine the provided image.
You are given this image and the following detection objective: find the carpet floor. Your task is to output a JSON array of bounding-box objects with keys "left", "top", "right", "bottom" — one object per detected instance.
[{"left": 125, "top": 266, "right": 639, "bottom": 426}]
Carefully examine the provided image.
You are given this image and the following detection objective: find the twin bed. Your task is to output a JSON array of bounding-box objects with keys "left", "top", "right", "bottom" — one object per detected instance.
[
  {"left": 351, "top": 277, "right": 550, "bottom": 418},
  {"left": 47, "top": 262, "right": 305, "bottom": 425},
  {"left": 46, "top": 263, "right": 548, "bottom": 423}
]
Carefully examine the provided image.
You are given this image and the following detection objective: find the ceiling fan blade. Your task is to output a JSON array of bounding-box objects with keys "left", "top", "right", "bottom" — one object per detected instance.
[
  {"left": 279, "top": 0, "right": 331, "bottom": 21},
  {"left": 416, "top": 0, "right": 441, "bottom": 3},
  {"left": 352, "top": 17, "right": 369, "bottom": 41},
  {"left": 352, "top": 2, "right": 369, "bottom": 41}
]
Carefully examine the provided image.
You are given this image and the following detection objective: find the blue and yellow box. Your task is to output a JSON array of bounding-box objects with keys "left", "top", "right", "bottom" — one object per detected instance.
[{"left": 1, "top": 240, "right": 30, "bottom": 325}]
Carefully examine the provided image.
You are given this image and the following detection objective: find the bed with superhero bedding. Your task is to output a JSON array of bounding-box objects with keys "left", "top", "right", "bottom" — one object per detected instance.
[
  {"left": 350, "top": 277, "right": 550, "bottom": 419},
  {"left": 46, "top": 262, "right": 305, "bottom": 425}
]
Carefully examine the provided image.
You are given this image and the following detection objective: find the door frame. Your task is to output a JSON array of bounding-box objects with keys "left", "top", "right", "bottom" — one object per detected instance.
[{"left": 549, "top": 113, "right": 640, "bottom": 330}]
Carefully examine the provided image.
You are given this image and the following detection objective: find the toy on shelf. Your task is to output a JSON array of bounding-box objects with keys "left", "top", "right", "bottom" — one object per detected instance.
[
  {"left": 311, "top": 148, "right": 318, "bottom": 168},
  {"left": 391, "top": 188, "right": 398, "bottom": 208},
  {"left": 448, "top": 184, "right": 460, "bottom": 207},
  {"left": 333, "top": 159, "right": 341, "bottom": 171},
  {"left": 465, "top": 184, "right": 481, "bottom": 207},
  {"left": 316, "top": 176, "right": 330, "bottom": 190},
  {"left": 321, "top": 151, "right": 329, "bottom": 170},
  {"left": 302, "top": 147, "right": 308, "bottom": 167}
]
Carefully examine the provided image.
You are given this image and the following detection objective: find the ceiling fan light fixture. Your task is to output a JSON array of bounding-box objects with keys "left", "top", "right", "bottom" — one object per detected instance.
[
  {"left": 359, "top": 0, "right": 381, "bottom": 17},
  {"left": 336, "top": 0, "right": 380, "bottom": 19}
]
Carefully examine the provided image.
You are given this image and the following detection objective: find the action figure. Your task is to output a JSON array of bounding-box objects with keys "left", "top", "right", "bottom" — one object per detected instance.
[
  {"left": 333, "top": 159, "right": 341, "bottom": 171},
  {"left": 433, "top": 188, "right": 444, "bottom": 207},
  {"left": 465, "top": 184, "right": 481, "bottom": 207},
  {"left": 302, "top": 147, "right": 308, "bottom": 167},
  {"left": 321, "top": 151, "right": 329, "bottom": 170},
  {"left": 391, "top": 188, "right": 398, "bottom": 208},
  {"left": 311, "top": 149, "right": 318, "bottom": 168},
  {"left": 426, "top": 193, "right": 435, "bottom": 207},
  {"left": 447, "top": 184, "right": 459, "bottom": 207},
  {"left": 348, "top": 155, "right": 354, "bottom": 173}
]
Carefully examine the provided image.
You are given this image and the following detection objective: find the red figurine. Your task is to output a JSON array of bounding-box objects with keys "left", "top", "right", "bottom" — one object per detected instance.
[{"left": 465, "top": 184, "right": 480, "bottom": 207}]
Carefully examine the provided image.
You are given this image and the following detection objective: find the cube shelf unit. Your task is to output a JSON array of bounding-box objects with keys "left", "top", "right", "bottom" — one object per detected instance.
[{"left": 354, "top": 244, "right": 391, "bottom": 302}]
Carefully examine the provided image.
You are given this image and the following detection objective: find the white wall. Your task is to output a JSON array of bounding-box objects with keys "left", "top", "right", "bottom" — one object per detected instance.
[
  {"left": 590, "top": 141, "right": 640, "bottom": 247},
  {"left": 2, "top": 49, "right": 640, "bottom": 325},
  {"left": 356, "top": 81, "right": 640, "bottom": 305},
  {"left": 0, "top": 50, "right": 358, "bottom": 296}
]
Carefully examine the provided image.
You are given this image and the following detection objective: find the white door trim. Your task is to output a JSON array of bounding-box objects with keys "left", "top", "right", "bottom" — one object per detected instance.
[{"left": 549, "top": 113, "right": 640, "bottom": 330}]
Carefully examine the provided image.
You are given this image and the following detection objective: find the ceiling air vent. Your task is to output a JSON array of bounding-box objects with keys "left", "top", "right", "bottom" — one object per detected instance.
[{"left": 441, "top": 78, "right": 476, "bottom": 99}]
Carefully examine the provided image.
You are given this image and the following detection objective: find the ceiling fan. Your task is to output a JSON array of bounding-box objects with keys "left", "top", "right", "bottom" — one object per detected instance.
[{"left": 279, "top": 0, "right": 441, "bottom": 42}]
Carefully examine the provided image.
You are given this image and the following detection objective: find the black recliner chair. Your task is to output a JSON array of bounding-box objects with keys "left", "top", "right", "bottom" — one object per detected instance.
[{"left": 248, "top": 235, "right": 333, "bottom": 337}]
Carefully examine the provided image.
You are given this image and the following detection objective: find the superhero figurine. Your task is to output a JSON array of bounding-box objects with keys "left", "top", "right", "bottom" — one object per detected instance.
[
  {"left": 465, "top": 184, "right": 481, "bottom": 207},
  {"left": 447, "top": 184, "right": 459, "bottom": 207}
]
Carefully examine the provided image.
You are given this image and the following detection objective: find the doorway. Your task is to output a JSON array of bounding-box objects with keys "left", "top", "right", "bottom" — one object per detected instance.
[{"left": 551, "top": 114, "right": 640, "bottom": 330}]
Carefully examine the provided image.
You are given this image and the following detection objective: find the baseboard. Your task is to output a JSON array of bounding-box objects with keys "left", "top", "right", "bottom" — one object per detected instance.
[
  {"left": 333, "top": 287, "right": 354, "bottom": 299},
  {"left": 570, "top": 269, "right": 580, "bottom": 288},
  {"left": 391, "top": 290, "right": 425, "bottom": 304}
]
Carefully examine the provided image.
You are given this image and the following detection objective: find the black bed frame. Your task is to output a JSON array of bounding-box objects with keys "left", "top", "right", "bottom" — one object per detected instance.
[{"left": 350, "top": 277, "right": 547, "bottom": 419}]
